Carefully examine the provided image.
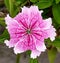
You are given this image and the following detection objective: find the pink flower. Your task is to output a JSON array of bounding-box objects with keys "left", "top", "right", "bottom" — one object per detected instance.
[{"left": 4, "top": 6, "right": 56, "bottom": 59}]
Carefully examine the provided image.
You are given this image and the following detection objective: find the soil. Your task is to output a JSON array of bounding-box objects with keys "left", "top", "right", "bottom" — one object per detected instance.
[{"left": 0, "top": 44, "right": 60, "bottom": 63}]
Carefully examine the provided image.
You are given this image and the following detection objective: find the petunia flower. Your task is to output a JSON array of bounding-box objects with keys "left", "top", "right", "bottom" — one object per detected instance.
[{"left": 4, "top": 6, "right": 56, "bottom": 59}]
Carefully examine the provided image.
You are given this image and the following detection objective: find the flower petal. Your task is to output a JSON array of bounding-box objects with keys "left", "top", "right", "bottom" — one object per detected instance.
[
  {"left": 14, "top": 41, "right": 28, "bottom": 54},
  {"left": 40, "top": 18, "right": 52, "bottom": 30},
  {"left": 4, "top": 39, "right": 19, "bottom": 48},
  {"left": 46, "top": 26, "right": 56, "bottom": 41},
  {"left": 35, "top": 40, "right": 46, "bottom": 52},
  {"left": 22, "top": 6, "right": 29, "bottom": 14},
  {"left": 5, "top": 14, "right": 19, "bottom": 26},
  {"left": 31, "top": 50, "right": 41, "bottom": 59}
]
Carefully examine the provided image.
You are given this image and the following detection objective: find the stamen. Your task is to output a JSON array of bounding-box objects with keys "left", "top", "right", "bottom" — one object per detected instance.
[{"left": 26, "top": 29, "right": 31, "bottom": 34}]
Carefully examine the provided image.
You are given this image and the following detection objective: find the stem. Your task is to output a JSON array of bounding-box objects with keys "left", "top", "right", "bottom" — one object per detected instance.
[
  {"left": 16, "top": 54, "right": 20, "bottom": 63},
  {"left": 27, "top": 50, "right": 39, "bottom": 63},
  {"left": 29, "top": 58, "right": 38, "bottom": 63}
]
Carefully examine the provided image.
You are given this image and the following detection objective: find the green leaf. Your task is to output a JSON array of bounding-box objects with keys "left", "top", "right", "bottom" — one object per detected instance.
[
  {"left": 56, "top": 47, "right": 60, "bottom": 52},
  {"left": 55, "top": 0, "right": 60, "bottom": 4},
  {"left": 48, "top": 48, "right": 57, "bottom": 63},
  {"left": 52, "top": 4, "right": 60, "bottom": 24},
  {"left": 15, "top": 0, "right": 25, "bottom": 6},
  {"left": 4, "top": 0, "right": 19, "bottom": 17},
  {"left": 52, "top": 37, "right": 60, "bottom": 48},
  {"left": 16, "top": 0, "right": 25, "bottom": 3},
  {"left": 29, "top": 58, "right": 38, "bottom": 63},
  {"left": 45, "top": 37, "right": 60, "bottom": 48},
  {"left": 45, "top": 37, "right": 60, "bottom": 49},
  {"left": 0, "top": 18, "right": 6, "bottom": 27},
  {"left": 0, "top": 30, "right": 9, "bottom": 43},
  {"left": 45, "top": 37, "right": 60, "bottom": 54},
  {"left": 52, "top": 18, "right": 60, "bottom": 29},
  {"left": 36, "top": 0, "right": 53, "bottom": 9},
  {"left": 30, "top": 0, "right": 37, "bottom": 3}
]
